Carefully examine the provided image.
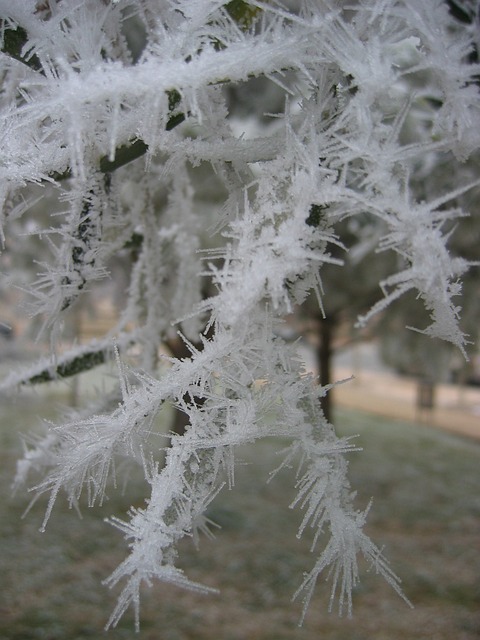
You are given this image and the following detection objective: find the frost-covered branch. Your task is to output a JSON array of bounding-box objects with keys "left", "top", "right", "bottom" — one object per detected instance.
[{"left": 3, "top": 0, "right": 479, "bottom": 630}]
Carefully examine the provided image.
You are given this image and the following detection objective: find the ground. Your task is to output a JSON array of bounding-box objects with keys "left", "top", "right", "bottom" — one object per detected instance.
[{"left": 1, "top": 382, "right": 479, "bottom": 640}]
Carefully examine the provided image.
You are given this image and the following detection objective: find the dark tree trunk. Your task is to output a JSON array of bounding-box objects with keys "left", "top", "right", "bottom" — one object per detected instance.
[
  {"left": 166, "top": 332, "right": 212, "bottom": 437},
  {"left": 166, "top": 336, "right": 197, "bottom": 437},
  {"left": 316, "top": 316, "right": 334, "bottom": 423}
]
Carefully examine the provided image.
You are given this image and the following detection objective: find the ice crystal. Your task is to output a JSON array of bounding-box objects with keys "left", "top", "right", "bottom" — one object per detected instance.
[{"left": 2, "top": 0, "right": 478, "bottom": 630}]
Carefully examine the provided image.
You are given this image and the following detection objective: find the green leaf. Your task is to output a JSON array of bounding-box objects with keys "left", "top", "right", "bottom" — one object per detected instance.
[
  {"left": 306, "top": 204, "right": 329, "bottom": 228},
  {"left": 225, "top": 1, "right": 262, "bottom": 29},
  {"left": 1, "top": 22, "right": 42, "bottom": 72}
]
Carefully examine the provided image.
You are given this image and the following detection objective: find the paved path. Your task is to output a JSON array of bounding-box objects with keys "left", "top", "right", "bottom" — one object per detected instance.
[{"left": 332, "top": 366, "right": 480, "bottom": 441}]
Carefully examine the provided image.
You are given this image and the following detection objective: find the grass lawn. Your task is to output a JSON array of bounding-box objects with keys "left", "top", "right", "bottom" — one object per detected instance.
[{"left": 0, "top": 390, "right": 479, "bottom": 640}]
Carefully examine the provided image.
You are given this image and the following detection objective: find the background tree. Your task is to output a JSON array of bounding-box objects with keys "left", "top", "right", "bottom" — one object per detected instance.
[
  {"left": 296, "top": 213, "right": 397, "bottom": 421},
  {"left": 0, "top": 0, "right": 479, "bottom": 631},
  {"left": 298, "top": 0, "right": 480, "bottom": 418}
]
